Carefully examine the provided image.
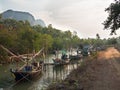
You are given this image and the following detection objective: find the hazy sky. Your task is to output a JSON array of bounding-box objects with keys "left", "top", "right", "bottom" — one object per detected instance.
[{"left": 0, "top": 0, "right": 119, "bottom": 39}]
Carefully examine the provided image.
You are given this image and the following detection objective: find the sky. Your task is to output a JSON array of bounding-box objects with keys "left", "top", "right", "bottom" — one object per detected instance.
[{"left": 0, "top": 0, "right": 120, "bottom": 39}]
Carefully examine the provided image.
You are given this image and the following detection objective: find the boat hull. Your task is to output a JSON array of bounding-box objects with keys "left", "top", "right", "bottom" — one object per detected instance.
[
  {"left": 12, "top": 70, "right": 41, "bottom": 81},
  {"left": 53, "top": 59, "right": 69, "bottom": 66},
  {"left": 69, "top": 55, "right": 82, "bottom": 60}
]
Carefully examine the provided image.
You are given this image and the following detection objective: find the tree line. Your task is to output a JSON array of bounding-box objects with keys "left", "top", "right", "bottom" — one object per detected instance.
[{"left": 0, "top": 14, "right": 119, "bottom": 63}]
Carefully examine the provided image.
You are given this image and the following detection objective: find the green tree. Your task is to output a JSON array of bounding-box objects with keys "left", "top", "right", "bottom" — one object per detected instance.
[
  {"left": 107, "top": 38, "right": 117, "bottom": 45},
  {"left": 103, "top": 0, "right": 120, "bottom": 35},
  {"left": 41, "top": 34, "right": 53, "bottom": 54}
]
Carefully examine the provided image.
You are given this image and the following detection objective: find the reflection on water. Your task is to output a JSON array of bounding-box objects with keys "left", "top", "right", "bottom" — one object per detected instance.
[{"left": 0, "top": 55, "right": 81, "bottom": 90}]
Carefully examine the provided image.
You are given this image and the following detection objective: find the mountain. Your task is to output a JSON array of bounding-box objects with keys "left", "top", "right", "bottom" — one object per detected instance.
[
  {"left": 1, "top": 10, "right": 46, "bottom": 27},
  {"left": 34, "top": 19, "right": 46, "bottom": 26}
]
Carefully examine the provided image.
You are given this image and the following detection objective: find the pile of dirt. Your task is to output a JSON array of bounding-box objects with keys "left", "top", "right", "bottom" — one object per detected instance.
[
  {"left": 97, "top": 47, "right": 120, "bottom": 59},
  {"left": 47, "top": 47, "right": 120, "bottom": 90}
]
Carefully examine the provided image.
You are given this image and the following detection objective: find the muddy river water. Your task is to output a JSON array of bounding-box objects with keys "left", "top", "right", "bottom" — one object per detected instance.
[{"left": 0, "top": 54, "right": 81, "bottom": 90}]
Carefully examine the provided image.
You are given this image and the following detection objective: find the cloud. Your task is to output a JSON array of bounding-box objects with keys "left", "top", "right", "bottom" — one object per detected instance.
[
  {"left": 41, "top": 0, "right": 115, "bottom": 38},
  {"left": 1, "top": 0, "right": 118, "bottom": 38}
]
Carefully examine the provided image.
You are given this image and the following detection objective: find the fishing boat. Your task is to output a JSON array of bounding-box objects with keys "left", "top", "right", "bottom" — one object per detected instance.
[
  {"left": 0, "top": 45, "right": 44, "bottom": 81},
  {"left": 10, "top": 48, "right": 44, "bottom": 81},
  {"left": 52, "top": 49, "right": 70, "bottom": 65},
  {"left": 52, "top": 58, "right": 70, "bottom": 65},
  {"left": 69, "top": 54, "right": 82, "bottom": 60},
  {"left": 10, "top": 61, "right": 43, "bottom": 81},
  {"left": 69, "top": 49, "right": 82, "bottom": 60}
]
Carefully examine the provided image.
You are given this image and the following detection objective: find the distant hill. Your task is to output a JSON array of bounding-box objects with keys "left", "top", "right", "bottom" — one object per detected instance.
[
  {"left": 1, "top": 9, "right": 46, "bottom": 27},
  {"left": 34, "top": 19, "right": 46, "bottom": 26}
]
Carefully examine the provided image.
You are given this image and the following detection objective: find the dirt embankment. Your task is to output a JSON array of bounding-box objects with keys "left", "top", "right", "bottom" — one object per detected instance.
[
  {"left": 97, "top": 47, "right": 120, "bottom": 59},
  {"left": 47, "top": 47, "right": 120, "bottom": 90}
]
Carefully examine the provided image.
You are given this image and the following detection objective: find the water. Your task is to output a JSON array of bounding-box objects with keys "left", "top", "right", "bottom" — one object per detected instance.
[{"left": 0, "top": 55, "right": 81, "bottom": 90}]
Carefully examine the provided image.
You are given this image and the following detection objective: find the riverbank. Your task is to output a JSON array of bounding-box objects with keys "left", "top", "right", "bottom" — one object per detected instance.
[{"left": 47, "top": 47, "right": 120, "bottom": 90}]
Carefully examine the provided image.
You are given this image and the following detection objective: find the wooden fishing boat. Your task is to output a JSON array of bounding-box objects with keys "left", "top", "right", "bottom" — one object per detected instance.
[
  {"left": 69, "top": 49, "right": 82, "bottom": 60},
  {"left": 53, "top": 50, "right": 70, "bottom": 65},
  {"left": 10, "top": 61, "right": 43, "bottom": 81},
  {"left": 53, "top": 54, "right": 70, "bottom": 66},
  {"left": 69, "top": 54, "right": 82, "bottom": 60},
  {"left": 0, "top": 45, "right": 45, "bottom": 81},
  {"left": 53, "top": 58, "right": 70, "bottom": 65},
  {"left": 10, "top": 48, "right": 44, "bottom": 81}
]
